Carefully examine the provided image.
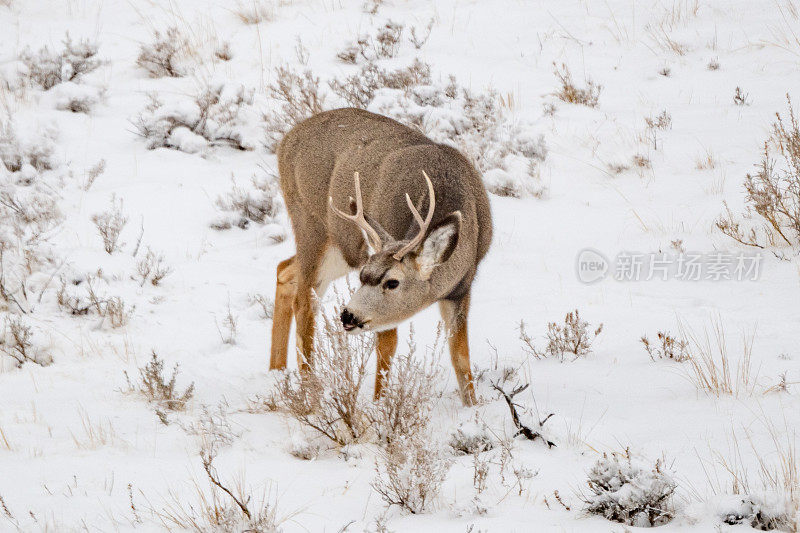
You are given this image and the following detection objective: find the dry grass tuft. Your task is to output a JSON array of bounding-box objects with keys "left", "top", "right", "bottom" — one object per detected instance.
[
  {"left": 680, "top": 319, "right": 757, "bottom": 398},
  {"left": 552, "top": 63, "right": 601, "bottom": 107},
  {"left": 233, "top": 0, "right": 274, "bottom": 25}
]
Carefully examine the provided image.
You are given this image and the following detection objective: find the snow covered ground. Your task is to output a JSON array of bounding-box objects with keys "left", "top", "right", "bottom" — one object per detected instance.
[{"left": 2, "top": 0, "right": 800, "bottom": 530}]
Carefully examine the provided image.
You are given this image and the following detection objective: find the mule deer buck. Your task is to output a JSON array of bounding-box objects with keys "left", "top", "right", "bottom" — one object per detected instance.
[{"left": 269, "top": 108, "right": 492, "bottom": 405}]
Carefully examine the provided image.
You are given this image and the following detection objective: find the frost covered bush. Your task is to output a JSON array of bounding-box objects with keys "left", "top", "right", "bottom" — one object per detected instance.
[
  {"left": 0, "top": 119, "right": 65, "bottom": 314},
  {"left": 263, "top": 61, "right": 547, "bottom": 197},
  {"left": 133, "top": 82, "right": 261, "bottom": 153},
  {"left": 329, "top": 60, "right": 547, "bottom": 198},
  {"left": 52, "top": 82, "right": 105, "bottom": 114},
  {"left": 263, "top": 67, "right": 327, "bottom": 151},
  {"left": 136, "top": 27, "right": 191, "bottom": 78},
  {"left": 126, "top": 351, "right": 195, "bottom": 411},
  {"left": 581, "top": 449, "right": 677, "bottom": 527},
  {"left": 276, "top": 307, "right": 375, "bottom": 445},
  {"left": 449, "top": 419, "right": 494, "bottom": 455},
  {"left": 718, "top": 494, "right": 795, "bottom": 531},
  {"left": 91, "top": 195, "right": 127, "bottom": 254},
  {"left": 520, "top": 309, "right": 603, "bottom": 360},
  {"left": 55, "top": 273, "right": 132, "bottom": 328},
  {"left": 0, "top": 315, "right": 52, "bottom": 367},
  {"left": 0, "top": 120, "right": 60, "bottom": 175},
  {"left": 212, "top": 173, "right": 283, "bottom": 231},
  {"left": 135, "top": 247, "right": 172, "bottom": 286},
  {"left": 717, "top": 95, "right": 800, "bottom": 251},
  {"left": 20, "top": 34, "right": 102, "bottom": 90},
  {"left": 276, "top": 307, "right": 442, "bottom": 447},
  {"left": 371, "top": 433, "right": 452, "bottom": 514},
  {"left": 368, "top": 329, "right": 441, "bottom": 444},
  {"left": 336, "top": 20, "right": 404, "bottom": 63}
]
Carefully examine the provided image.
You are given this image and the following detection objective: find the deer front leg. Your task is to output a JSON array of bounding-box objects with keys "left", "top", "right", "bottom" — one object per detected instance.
[
  {"left": 439, "top": 294, "right": 477, "bottom": 406},
  {"left": 374, "top": 328, "right": 398, "bottom": 399},
  {"left": 293, "top": 276, "right": 316, "bottom": 372},
  {"left": 269, "top": 256, "right": 297, "bottom": 370}
]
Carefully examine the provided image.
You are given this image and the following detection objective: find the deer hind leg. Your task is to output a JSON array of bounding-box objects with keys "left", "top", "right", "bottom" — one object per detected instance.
[
  {"left": 269, "top": 256, "right": 297, "bottom": 370},
  {"left": 439, "top": 294, "right": 477, "bottom": 406},
  {"left": 374, "top": 328, "right": 398, "bottom": 399}
]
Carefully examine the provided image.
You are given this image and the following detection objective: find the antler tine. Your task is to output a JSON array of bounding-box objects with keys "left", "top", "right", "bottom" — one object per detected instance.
[
  {"left": 393, "top": 170, "right": 436, "bottom": 260},
  {"left": 328, "top": 172, "right": 384, "bottom": 252}
]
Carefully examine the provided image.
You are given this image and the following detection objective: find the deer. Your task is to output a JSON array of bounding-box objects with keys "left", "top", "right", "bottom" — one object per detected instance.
[{"left": 268, "top": 107, "right": 492, "bottom": 406}]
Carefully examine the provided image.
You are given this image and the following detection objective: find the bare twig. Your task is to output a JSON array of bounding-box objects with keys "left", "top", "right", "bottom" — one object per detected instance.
[{"left": 491, "top": 382, "right": 556, "bottom": 448}]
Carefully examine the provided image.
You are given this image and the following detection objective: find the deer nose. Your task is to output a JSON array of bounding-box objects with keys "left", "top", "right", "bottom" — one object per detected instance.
[{"left": 340, "top": 309, "right": 361, "bottom": 331}]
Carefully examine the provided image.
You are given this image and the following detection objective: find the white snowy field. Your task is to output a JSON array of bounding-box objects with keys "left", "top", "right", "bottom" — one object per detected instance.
[{"left": 2, "top": 0, "right": 800, "bottom": 531}]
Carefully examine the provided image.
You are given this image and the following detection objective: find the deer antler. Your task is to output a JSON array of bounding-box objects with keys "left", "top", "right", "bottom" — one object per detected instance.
[
  {"left": 329, "top": 172, "right": 384, "bottom": 252},
  {"left": 393, "top": 170, "right": 436, "bottom": 260}
]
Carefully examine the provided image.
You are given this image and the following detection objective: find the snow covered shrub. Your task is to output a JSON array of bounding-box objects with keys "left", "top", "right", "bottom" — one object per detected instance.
[
  {"left": 329, "top": 60, "right": 547, "bottom": 198},
  {"left": 520, "top": 309, "right": 603, "bottom": 360},
  {"left": 718, "top": 495, "right": 795, "bottom": 531},
  {"left": 371, "top": 432, "right": 452, "bottom": 514},
  {"left": 127, "top": 351, "right": 195, "bottom": 411},
  {"left": 212, "top": 173, "right": 282, "bottom": 230},
  {"left": 136, "top": 27, "right": 191, "bottom": 78},
  {"left": 329, "top": 59, "right": 431, "bottom": 109},
  {"left": 581, "top": 449, "right": 677, "bottom": 527},
  {"left": 135, "top": 247, "right": 172, "bottom": 286},
  {"left": 276, "top": 306, "right": 374, "bottom": 445},
  {"left": 553, "top": 62, "right": 601, "bottom": 107},
  {"left": 448, "top": 418, "right": 494, "bottom": 455},
  {"left": 368, "top": 327, "right": 442, "bottom": 444},
  {"left": 263, "top": 66, "right": 327, "bottom": 151},
  {"left": 717, "top": 95, "right": 800, "bottom": 251},
  {"left": 54, "top": 273, "right": 131, "bottom": 327},
  {"left": 52, "top": 82, "right": 105, "bottom": 114},
  {"left": 0, "top": 120, "right": 60, "bottom": 174},
  {"left": 289, "top": 434, "right": 319, "bottom": 460},
  {"left": 0, "top": 315, "right": 51, "bottom": 367},
  {"left": 91, "top": 195, "right": 127, "bottom": 254},
  {"left": 0, "top": 119, "right": 65, "bottom": 314},
  {"left": 134, "top": 82, "right": 261, "bottom": 153},
  {"left": 20, "top": 34, "right": 102, "bottom": 90},
  {"left": 641, "top": 331, "right": 690, "bottom": 362},
  {"left": 336, "top": 20, "right": 405, "bottom": 63}
]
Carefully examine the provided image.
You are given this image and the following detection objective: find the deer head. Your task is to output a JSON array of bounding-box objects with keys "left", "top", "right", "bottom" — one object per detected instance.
[{"left": 329, "top": 171, "right": 462, "bottom": 332}]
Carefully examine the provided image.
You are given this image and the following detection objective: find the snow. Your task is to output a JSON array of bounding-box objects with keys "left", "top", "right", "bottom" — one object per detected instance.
[{"left": 1, "top": 0, "right": 800, "bottom": 531}]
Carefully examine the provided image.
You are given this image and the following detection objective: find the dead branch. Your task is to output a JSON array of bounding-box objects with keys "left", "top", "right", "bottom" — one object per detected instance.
[{"left": 491, "top": 382, "right": 556, "bottom": 448}]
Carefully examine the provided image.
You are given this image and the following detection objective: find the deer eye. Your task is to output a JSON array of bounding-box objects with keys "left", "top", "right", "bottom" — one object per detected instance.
[{"left": 384, "top": 279, "right": 400, "bottom": 290}]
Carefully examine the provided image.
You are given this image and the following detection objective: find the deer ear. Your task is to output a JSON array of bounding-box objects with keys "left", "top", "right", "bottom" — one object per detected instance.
[{"left": 414, "top": 211, "right": 461, "bottom": 280}]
